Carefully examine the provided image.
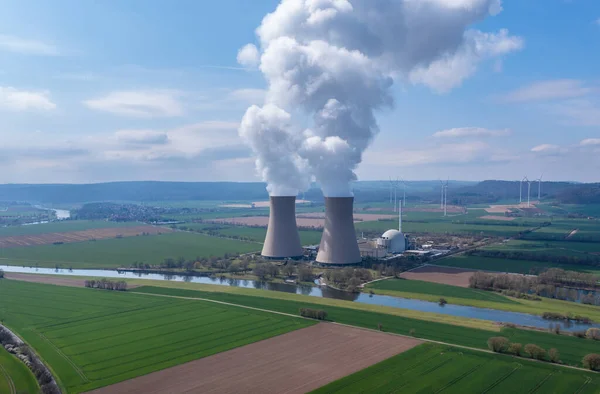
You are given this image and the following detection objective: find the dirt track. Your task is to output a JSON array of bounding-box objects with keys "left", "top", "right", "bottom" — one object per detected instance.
[
  {"left": 0, "top": 226, "right": 171, "bottom": 248},
  {"left": 85, "top": 323, "right": 421, "bottom": 394},
  {"left": 4, "top": 273, "right": 140, "bottom": 288},
  {"left": 400, "top": 265, "right": 476, "bottom": 288}
]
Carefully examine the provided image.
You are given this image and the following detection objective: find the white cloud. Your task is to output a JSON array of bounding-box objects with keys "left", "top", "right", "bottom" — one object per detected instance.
[
  {"left": 0, "top": 34, "right": 59, "bottom": 55},
  {"left": 530, "top": 144, "right": 566, "bottom": 156},
  {"left": 0, "top": 87, "right": 56, "bottom": 111},
  {"left": 432, "top": 127, "right": 510, "bottom": 138},
  {"left": 115, "top": 130, "right": 169, "bottom": 145},
  {"left": 409, "top": 29, "right": 524, "bottom": 93},
  {"left": 552, "top": 99, "right": 600, "bottom": 126},
  {"left": 83, "top": 90, "right": 185, "bottom": 117},
  {"left": 237, "top": 44, "right": 260, "bottom": 67},
  {"left": 365, "top": 141, "right": 491, "bottom": 166},
  {"left": 227, "top": 88, "right": 266, "bottom": 104},
  {"left": 499, "top": 80, "right": 594, "bottom": 102},
  {"left": 580, "top": 138, "right": 600, "bottom": 146}
]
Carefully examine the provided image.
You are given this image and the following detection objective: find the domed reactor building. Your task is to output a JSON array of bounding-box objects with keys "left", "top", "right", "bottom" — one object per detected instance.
[
  {"left": 377, "top": 202, "right": 406, "bottom": 254},
  {"left": 261, "top": 196, "right": 303, "bottom": 259}
]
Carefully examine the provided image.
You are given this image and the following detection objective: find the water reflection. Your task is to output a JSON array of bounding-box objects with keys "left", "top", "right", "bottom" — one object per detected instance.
[{"left": 1, "top": 264, "right": 598, "bottom": 332}]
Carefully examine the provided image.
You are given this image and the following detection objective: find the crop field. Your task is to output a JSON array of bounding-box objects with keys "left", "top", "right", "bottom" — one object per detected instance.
[
  {"left": 484, "top": 239, "right": 600, "bottom": 255},
  {"left": 0, "top": 225, "right": 171, "bottom": 248},
  {"left": 0, "top": 232, "right": 260, "bottom": 269},
  {"left": 312, "top": 343, "right": 600, "bottom": 394},
  {"left": 0, "top": 279, "right": 312, "bottom": 393},
  {"left": 0, "top": 346, "right": 39, "bottom": 394},
  {"left": 209, "top": 216, "right": 329, "bottom": 228},
  {"left": 355, "top": 219, "right": 532, "bottom": 236},
  {"left": 132, "top": 285, "right": 600, "bottom": 367},
  {"left": 0, "top": 220, "right": 141, "bottom": 237},
  {"left": 366, "top": 278, "right": 516, "bottom": 304},
  {"left": 436, "top": 255, "right": 600, "bottom": 275},
  {"left": 215, "top": 226, "right": 322, "bottom": 245}
]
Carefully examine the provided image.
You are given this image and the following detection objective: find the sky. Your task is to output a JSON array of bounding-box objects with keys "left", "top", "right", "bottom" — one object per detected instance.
[{"left": 0, "top": 0, "right": 599, "bottom": 184}]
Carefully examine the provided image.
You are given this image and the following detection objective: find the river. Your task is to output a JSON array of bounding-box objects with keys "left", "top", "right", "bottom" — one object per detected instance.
[
  {"left": 1, "top": 264, "right": 598, "bottom": 332},
  {"left": 33, "top": 206, "right": 71, "bottom": 220}
]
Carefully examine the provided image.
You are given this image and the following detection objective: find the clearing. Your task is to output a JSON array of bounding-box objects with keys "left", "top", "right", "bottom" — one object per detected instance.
[
  {"left": 86, "top": 323, "right": 421, "bottom": 394},
  {"left": 313, "top": 343, "right": 600, "bottom": 394},
  {"left": 399, "top": 265, "right": 476, "bottom": 287}
]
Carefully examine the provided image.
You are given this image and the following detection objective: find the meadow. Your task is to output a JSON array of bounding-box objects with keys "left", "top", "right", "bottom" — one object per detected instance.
[
  {"left": 0, "top": 232, "right": 260, "bottom": 269},
  {"left": 354, "top": 219, "right": 532, "bottom": 237},
  {"left": 435, "top": 255, "right": 600, "bottom": 275},
  {"left": 0, "top": 346, "right": 40, "bottom": 394},
  {"left": 0, "top": 280, "right": 312, "bottom": 393},
  {"left": 178, "top": 223, "right": 323, "bottom": 245},
  {"left": 312, "top": 343, "right": 600, "bottom": 394},
  {"left": 0, "top": 220, "right": 141, "bottom": 237},
  {"left": 132, "top": 284, "right": 600, "bottom": 367}
]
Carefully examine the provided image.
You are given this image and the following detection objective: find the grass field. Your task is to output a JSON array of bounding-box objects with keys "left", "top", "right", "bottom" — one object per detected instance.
[
  {"left": 435, "top": 255, "right": 600, "bottom": 275},
  {"left": 355, "top": 219, "right": 533, "bottom": 237},
  {"left": 484, "top": 239, "right": 600, "bottom": 255},
  {"left": 131, "top": 284, "right": 600, "bottom": 367},
  {"left": 0, "top": 232, "right": 260, "bottom": 269},
  {"left": 0, "top": 346, "right": 40, "bottom": 394},
  {"left": 312, "top": 343, "right": 600, "bottom": 394},
  {"left": 0, "top": 280, "right": 312, "bottom": 393},
  {"left": 0, "top": 221, "right": 141, "bottom": 237},
  {"left": 366, "top": 278, "right": 519, "bottom": 304},
  {"left": 364, "top": 278, "right": 600, "bottom": 327},
  {"left": 179, "top": 224, "right": 323, "bottom": 245}
]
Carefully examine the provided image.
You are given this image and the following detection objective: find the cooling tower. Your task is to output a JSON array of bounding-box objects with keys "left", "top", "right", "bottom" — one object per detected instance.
[
  {"left": 261, "top": 196, "right": 303, "bottom": 259},
  {"left": 316, "top": 197, "right": 361, "bottom": 265}
]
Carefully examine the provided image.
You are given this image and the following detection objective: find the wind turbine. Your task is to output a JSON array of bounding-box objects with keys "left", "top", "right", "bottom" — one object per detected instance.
[
  {"left": 535, "top": 174, "right": 543, "bottom": 201},
  {"left": 401, "top": 179, "right": 407, "bottom": 207},
  {"left": 519, "top": 176, "right": 528, "bottom": 204},
  {"left": 440, "top": 180, "right": 445, "bottom": 210},
  {"left": 444, "top": 179, "right": 449, "bottom": 217}
]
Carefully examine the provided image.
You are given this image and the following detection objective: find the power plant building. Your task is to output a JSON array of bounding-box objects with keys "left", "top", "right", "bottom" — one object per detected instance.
[
  {"left": 316, "top": 197, "right": 362, "bottom": 265},
  {"left": 261, "top": 196, "right": 304, "bottom": 259}
]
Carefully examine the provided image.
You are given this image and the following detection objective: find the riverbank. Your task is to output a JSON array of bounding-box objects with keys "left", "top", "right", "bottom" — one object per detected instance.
[{"left": 364, "top": 278, "right": 600, "bottom": 325}]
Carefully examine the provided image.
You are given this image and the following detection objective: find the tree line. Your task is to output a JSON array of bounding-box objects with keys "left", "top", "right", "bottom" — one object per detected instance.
[
  {"left": 324, "top": 268, "right": 373, "bottom": 292},
  {"left": 84, "top": 279, "right": 128, "bottom": 291},
  {"left": 469, "top": 269, "right": 600, "bottom": 305},
  {"left": 0, "top": 327, "right": 61, "bottom": 394},
  {"left": 299, "top": 308, "right": 328, "bottom": 320}
]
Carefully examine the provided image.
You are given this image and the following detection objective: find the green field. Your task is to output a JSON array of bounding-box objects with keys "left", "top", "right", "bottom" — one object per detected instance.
[
  {"left": 366, "top": 278, "right": 518, "bottom": 304},
  {"left": 0, "top": 220, "right": 141, "bottom": 237},
  {"left": 312, "top": 343, "right": 600, "bottom": 394},
  {"left": 436, "top": 255, "right": 600, "bottom": 275},
  {"left": 484, "top": 239, "right": 600, "bottom": 255},
  {"left": 0, "top": 346, "right": 40, "bottom": 394},
  {"left": 132, "top": 284, "right": 600, "bottom": 367},
  {"left": 0, "top": 280, "right": 312, "bottom": 393},
  {"left": 355, "top": 219, "right": 533, "bottom": 237},
  {"left": 179, "top": 223, "right": 322, "bottom": 245},
  {"left": 0, "top": 232, "right": 260, "bottom": 269}
]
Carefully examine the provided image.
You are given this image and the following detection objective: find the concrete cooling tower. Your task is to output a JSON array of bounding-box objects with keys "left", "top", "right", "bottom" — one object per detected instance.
[
  {"left": 261, "top": 196, "right": 303, "bottom": 259},
  {"left": 316, "top": 197, "right": 361, "bottom": 265}
]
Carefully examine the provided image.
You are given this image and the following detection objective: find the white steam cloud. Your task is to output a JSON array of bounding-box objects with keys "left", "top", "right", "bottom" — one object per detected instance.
[{"left": 239, "top": 0, "right": 522, "bottom": 197}]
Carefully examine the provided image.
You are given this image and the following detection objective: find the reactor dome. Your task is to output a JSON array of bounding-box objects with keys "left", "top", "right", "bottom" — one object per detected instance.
[{"left": 381, "top": 229, "right": 406, "bottom": 253}]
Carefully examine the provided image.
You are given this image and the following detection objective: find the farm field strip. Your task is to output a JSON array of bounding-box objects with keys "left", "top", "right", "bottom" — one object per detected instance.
[
  {"left": 312, "top": 344, "right": 600, "bottom": 394},
  {"left": 436, "top": 255, "right": 600, "bottom": 275},
  {"left": 0, "top": 221, "right": 142, "bottom": 237},
  {"left": 0, "top": 280, "right": 312, "bottom": 393},
  {"left": 0, "top": 225, "right": 171, "bottom": 248}
]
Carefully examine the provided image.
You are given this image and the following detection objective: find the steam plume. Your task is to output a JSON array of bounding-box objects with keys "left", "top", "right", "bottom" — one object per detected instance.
[{"left": 239, "top": 0, "right": 522, "bottom": 197}]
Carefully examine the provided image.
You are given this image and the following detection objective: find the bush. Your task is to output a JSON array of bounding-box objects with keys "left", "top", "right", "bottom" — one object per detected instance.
[
  {"left": 0, "top": 268, "right": 4, "bottom": 278},
  {"left": 487, "top": 337, "right": 509, "bottom": 353},
  {"left": 439, "top": 297, "right": 448, "bottom": 306},
  {"left": 409, "top": 329, "right": 416, "bottom": 336},
  {"left": 573, "top": 330, "right": 587, "bottom": 339},
  {"left": 299, "top": 308, "right": 328, "bottom": 320},
  {"left": 583, "top": 354, "right": 600, "bottom": 371},
  {"left": 524, "top": 344, "right": 546, "bottom": 360},
  {"left": 586, "top": 328, "right": 600, "bottom": 340},
  {"left": 508, "top": 343, "right": 522, "bottom": 356},
  {"left": 549, "top": 348, "right": 560, "bottom": 363}
]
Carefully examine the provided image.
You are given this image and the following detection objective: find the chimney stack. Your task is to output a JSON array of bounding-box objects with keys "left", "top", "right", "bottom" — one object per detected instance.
[
  {"left": 316, "top": 197, "right": 361, "bottom": 265},
  {"left": 261, "top": 196, "right": 303, "bottom": 259}
]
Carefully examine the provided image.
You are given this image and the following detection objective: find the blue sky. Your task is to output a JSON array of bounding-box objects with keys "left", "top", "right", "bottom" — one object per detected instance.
[{"left": 1, "top": 0, "right": 599, "bottom": 184}]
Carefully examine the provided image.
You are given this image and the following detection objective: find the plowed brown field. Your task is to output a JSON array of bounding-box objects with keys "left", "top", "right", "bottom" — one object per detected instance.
[
  {"left": 85, "top": 323, "right": 421, "bottom": 394},
  {"left": 399, "top": 264, "right": 476, "bottom": 287},
  {"left": 0, "top": 226, "right": 171, "bottom": 248}
]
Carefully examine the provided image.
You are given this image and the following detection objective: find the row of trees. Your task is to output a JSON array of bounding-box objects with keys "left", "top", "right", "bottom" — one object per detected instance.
[
  {"left": 299, "top": 308, "right": 328, "bottom": 320},
  {"left": 469, "top": 270, "right": 600, "bottom": 305},
  {"left": 0, "top": 327, "right": 61, "bottom": 394},
  {"left": 465, "top": 249, "right": 600, "bottom": 268},
  {"left": 487, "top": 336, "right": 559, "bottom": 363},
  {"left": 84, "top": 279, "right": 128, "bottom": 291},
  {"left": 324, "top": 268, "right": 373, "bottom": 292}
]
